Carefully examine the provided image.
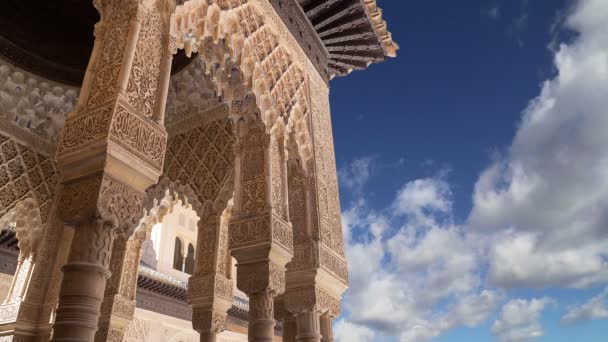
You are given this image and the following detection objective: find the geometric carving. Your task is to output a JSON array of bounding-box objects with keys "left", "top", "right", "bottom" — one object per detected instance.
[
  {"left": 163, "top": 118, "right": 235, "bottom": 206},
  {"left": 0, "top": 134, "right": 57, "bottom": 224}
]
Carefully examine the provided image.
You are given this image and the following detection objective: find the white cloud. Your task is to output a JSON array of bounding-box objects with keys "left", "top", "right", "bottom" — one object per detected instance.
[
  {"left": 561, "top": 287, "right": 608, "bottom": 324},
  {"left": 486, "top": 5, "right": 501, "bottom": 20},
  {"left": 338, "top": 157, "right": 374, "bottom": 194},
  {"left": 492, "top": 298, "right": 554, "bottom": 342},
  {"left": 340, "top": 178, "right": 498, "bottom": 341},
  {"left": 336, "top": 0, "right": 608, "bottom": 340},
  {"left": 469, "top": 0, "right": 608, "bottom": 289},
  {"left": 334, "top": 319, "right": 376, "bottom": 342},
  {"left": 393, "top": 178, "right": 452, "bottom": 220}
]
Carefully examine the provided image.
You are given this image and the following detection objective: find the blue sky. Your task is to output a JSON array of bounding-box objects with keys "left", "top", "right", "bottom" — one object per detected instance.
[{"left": 328, "top": 1, "right": 608, "bottom": 341}]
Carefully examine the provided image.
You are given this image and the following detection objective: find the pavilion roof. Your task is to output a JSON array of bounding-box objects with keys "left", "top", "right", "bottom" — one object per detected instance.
[{"left": 298, "top": 0, "right": 399, "bottom": 78}]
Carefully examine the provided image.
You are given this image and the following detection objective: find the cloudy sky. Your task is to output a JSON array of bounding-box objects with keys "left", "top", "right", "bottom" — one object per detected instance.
[{"left": 329, "top": 0, "right": 608, "bottom": 341}]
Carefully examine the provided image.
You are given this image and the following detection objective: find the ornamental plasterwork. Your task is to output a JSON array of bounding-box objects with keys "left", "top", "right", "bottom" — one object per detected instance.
[
  {"left": 0, "top": 134, "right": 57, "bottom": 223},
  {"left": 171, "top": 0, "right": 314, "bottom": 167},
  {"left": 165, "top": 58, "right": 222, "bottom": 125},
  {"left": 123, "top": 317, "right": 150, "bottom": 342},
  {"left": 0, "top": 58, "right": 78, "bottom": 151},
  {"left": 163, "top": 118, "right": 235, "bottom": 205}
]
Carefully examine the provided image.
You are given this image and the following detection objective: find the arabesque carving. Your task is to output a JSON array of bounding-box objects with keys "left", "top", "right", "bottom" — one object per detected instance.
[{"left": 0, "top": 134, "right": 58, "bottom": 224}]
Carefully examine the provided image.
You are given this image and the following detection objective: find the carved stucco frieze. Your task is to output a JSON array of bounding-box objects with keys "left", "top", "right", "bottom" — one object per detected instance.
[{"left": 108, "top": 104, "right": 167, "bottom": 169}]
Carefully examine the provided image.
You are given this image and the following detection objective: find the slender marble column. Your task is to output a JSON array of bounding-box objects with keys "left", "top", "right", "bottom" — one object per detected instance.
[
  {"left": 249, "top": 290, "right": 276, "bottom": 342},
  {"left": 200, "top": 332, "right": 217, "bottom": 342},
  {"left": 295, "top": 311, "right": 322, "bottom": 342},
  {"left": 51, "top": 220, "right": 115, "bottom": 341},
  {"left": 320, "top": 314, "right": 334, "bottom": 342},
  {"left": 283, "top": 318, "right": 298, "bottom": 342}
]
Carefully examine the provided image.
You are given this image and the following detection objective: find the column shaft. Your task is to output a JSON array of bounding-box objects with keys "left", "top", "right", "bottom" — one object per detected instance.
[
  {"left": 320, "top": 315, "right": 334, "bottom": 342},
  {"left": 283, "top": 319, "right": 297, "bottom": 342},
  {"left": 249, "top": 291, "right": 276, "bottom": 342},
  {"left": 200, "top": 332, "right": 217, "bottom": 342},
  {"left": 51, "top": 221, "right": 115, "bottom": 341},
  {"left": 295, "top": 311, "right": 321, "bottom": 342}
]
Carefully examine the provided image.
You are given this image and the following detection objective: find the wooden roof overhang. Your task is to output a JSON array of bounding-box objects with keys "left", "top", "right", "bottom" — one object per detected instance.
[{"left": 294, "top": 0, "right": 398, "bottom": 79}]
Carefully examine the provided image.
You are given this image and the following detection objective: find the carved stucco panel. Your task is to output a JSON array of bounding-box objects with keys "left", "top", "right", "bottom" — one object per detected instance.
[{"left": 0, "top": 134, "right": 57, "bottom": 224}]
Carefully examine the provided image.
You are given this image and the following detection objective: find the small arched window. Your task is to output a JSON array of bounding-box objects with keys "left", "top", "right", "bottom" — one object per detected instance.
[
  {"left": 184, "top": 243, "right": 195, "bottom": 275},
  {"left": 173, "top": 237, "right": 183, "bottom": 271}
]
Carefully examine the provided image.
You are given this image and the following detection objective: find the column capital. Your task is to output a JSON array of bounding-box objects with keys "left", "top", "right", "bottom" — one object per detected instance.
[{"left": 58, "top": 174, "right": 145, "bottom": 238}]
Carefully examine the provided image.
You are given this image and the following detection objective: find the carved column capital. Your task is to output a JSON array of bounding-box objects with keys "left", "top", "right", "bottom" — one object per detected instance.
[
  {"left": 235, "top": 260, "right": 285, "bottom": 296},
  {"left": 192, "top": 308, "right": 228, "bottom": 335},
  {"left": 58, "top": 174, "right": 145, "bottom": 238},
  {"left": 284, "top": 285, "right": 341, "bottom": 319}
]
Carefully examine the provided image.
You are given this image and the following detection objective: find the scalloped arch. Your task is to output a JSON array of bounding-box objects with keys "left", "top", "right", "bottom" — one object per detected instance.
[{"left": 0, "top": 198, "right": 44, "bottom": 260}]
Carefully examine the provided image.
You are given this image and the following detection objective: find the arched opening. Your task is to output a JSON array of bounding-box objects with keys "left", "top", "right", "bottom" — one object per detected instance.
[
  {"left": 184, "top": 243, "right": 195, "bottom": 275},
  {"left": 173, "top": 237, "right": 183, "bottom": 271}
]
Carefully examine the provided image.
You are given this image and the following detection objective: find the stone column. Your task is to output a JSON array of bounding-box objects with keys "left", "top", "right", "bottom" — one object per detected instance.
[
  {"left": 50, "top": 0, "right": 175, "bottom": 340},
  {"left": 51, "top": 219, "right": 116, "bottom": 341},
  {"left": 188, "top": 206, "right": 233, "bottom": 342},
  {"left": 283, "top": 317, "right": 298, "bottom": 342},
  {"left": 320, "top": 314, "right": 334, "bottom": 342},
  {"left": 279, "top": 74, "right": 353, "bottom": 342},
  {"left": 0, "top": 197, "right": 73, "bottom": 340},
  {"left": 95, "top": 230, "right": 146, "bottom": 342},
  {"left": 229, "top": 117, "right": 293, "bottom": 342},
  {"left": 274, "top": 295, "right": 296, "bottom": 342},
  {"left": 294, "top": 311, "right": 321, "bottom": 342}
]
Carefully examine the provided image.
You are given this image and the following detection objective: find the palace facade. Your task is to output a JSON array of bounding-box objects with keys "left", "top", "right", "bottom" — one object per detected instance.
[{"left": 0, "top": 0, "right": 396, "bottom": 341}]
